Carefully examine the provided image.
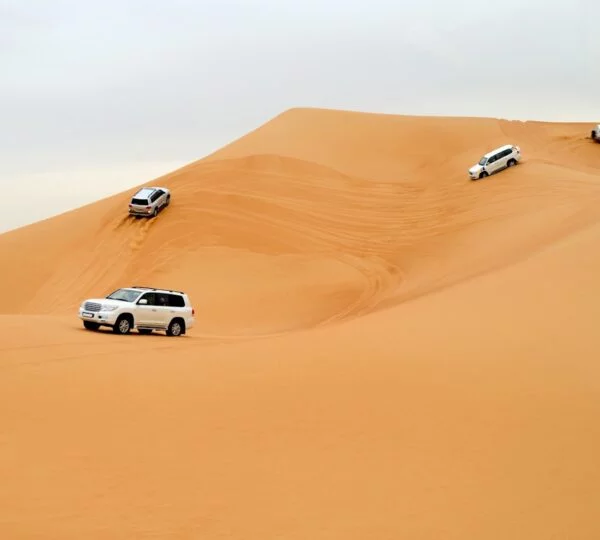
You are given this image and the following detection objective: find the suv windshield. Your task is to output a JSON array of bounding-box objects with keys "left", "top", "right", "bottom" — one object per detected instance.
[
  {"left": 106, "top": 288, "right": 142, "bottom": 302},
  {"left": 478, "top": 157, "right": 487, "bottom": 165}
]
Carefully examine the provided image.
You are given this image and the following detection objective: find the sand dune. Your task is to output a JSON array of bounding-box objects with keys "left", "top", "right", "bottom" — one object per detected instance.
[{"left": 1, "top": 108, "right": 600, "bottom": 538}]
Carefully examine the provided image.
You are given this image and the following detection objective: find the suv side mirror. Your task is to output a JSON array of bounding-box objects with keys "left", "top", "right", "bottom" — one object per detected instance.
[{"left": 138, "top": 298, "right": 148, "bottom": 305}]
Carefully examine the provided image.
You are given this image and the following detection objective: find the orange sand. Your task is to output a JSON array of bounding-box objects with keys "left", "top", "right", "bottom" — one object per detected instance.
[{"left": 1, "top": 108, "right": 600, "bottom": 538}]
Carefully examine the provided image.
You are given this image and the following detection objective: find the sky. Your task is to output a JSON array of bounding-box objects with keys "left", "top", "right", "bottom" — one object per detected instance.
[{"left": 1, "top": 0, "right": 598, "bottom": 233}]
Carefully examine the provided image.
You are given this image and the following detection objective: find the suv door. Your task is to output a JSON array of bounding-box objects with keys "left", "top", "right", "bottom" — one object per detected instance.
[
  {"left": 136, "top": 292, "right": 156, "bottom": 326},
  {"left": 149, "top": 191, "right": 161, "bottom": 208},
  {"left": 497, "top": 149, "right": 510, "bottom": 169},
  {"left": 153, "top": 293, "right": 173, "bottom": 328},
  {"left": 154, "top": 189, "right": 166, "bottom": 207},
  {"left": 486, "top": 154, "right": 499, "bottom": 174},
  {"left": 166, "top": 293, "right": 186, "bottom": 320}
]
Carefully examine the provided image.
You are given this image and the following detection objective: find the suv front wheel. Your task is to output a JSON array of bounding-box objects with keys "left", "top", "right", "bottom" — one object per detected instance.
[
  {"left": 83, "top": 321, "right": 100, "bottom": 331},
  {"left": 113, "top": 315, "right": 132, "bottom": 335}
]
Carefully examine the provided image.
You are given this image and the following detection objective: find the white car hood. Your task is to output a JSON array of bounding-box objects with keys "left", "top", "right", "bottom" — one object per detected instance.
[{"left": 469, "top": 164, "right": 483, "bottom": 174}]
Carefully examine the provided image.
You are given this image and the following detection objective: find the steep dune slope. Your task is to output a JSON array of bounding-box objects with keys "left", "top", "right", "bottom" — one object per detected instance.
[
  {"left": 2, "top": 108, "right": 600, "bottom": 539},
  {"left": 1, "top": 109, "right": 598, "bottom": 336}
]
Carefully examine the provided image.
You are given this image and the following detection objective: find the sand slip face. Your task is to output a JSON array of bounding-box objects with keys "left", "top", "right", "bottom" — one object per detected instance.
[{"left": 1, "top": 108, "right": 600, "bottom": 538}]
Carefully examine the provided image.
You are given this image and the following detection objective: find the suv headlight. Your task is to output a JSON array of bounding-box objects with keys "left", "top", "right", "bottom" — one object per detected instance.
[{"left": 101, "top": 304, "right": 119, "bottom": 312}]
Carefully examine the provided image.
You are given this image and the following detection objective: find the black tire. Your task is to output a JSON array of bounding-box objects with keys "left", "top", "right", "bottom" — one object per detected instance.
[
  {"left": 166, "top": 318, "right": 185, "bottom": 337},
  {"left": 166, "top": 195, "right": 171, "bottom": 206},
  {"left": 138, "top": 329, "right": 153, "bottom": 335},
  {"left": 113, "top": 315, "right": 132, "bottom": 335},
  {"left": 480, "top": 171, "right": 489, "bottom": 178},
  {"left": 507, "top": 159, "right": 516, "bottom": 167},
  {"left": 83, "top": 321, "right": 100, "bottom": 331},
  {"left": 152, "top": 207, "right": 158, "bottom": 218}
]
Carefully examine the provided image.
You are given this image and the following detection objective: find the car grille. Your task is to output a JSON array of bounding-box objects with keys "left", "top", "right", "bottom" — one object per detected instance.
[{"left": 84, "top": 302, "right": 102, "bottom": 312}]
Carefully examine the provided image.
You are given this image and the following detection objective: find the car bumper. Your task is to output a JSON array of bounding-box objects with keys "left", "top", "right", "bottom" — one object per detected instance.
[
  {"left": 186, "top": 317, "right": 195, "bottom": 330},
  {"left": 79, "top": 308, "right": 120, "bottom": 325},
  {"left": 129, "top": 208, "right": 154, "bottom": 216}
]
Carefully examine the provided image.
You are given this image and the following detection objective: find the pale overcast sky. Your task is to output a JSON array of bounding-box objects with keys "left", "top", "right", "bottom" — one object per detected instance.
[{"left": 1, "top": 0, "right": 598, "bottom": 232}]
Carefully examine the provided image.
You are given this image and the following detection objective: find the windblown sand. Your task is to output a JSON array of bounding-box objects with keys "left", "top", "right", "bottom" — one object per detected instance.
[{"left": 1, "top": 108, "right": 600, "bottom": 538}]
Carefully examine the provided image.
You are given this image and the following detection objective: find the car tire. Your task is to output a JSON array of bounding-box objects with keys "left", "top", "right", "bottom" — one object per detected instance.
[
  {"left": 479, "top": 171, "right": 489, "bottom": 178},
  {"left": 507, "top": 159, "right": 516, "bottom": 167},
  {"left": 83, "top": 321, "right": 100, "bottom": 331},
  {"left": 113, "top": 315, "right": 132, "bottom": 335},
  {"left": 166, "top": 318, "right": 184, "bottom": 337},
  {"left": 152, "top": 207, "right": 158, "bottom": 218}
]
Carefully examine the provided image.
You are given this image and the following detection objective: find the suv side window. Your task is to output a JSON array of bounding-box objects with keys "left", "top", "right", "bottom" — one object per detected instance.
[
  {"left": 138, "top": 292, "right": 156, "bottom": 305},
  {"left": 150, "top": 191, "right": 160, "bottom": 203},
  {"left": 155, "top": 293, "right": 169, "bottom": 306},
  {"left": 155, "top": 190, "right": 165, "bottom": 198},
  {"left": 167, "top": 294, "right": 185, "bottom": 308}
]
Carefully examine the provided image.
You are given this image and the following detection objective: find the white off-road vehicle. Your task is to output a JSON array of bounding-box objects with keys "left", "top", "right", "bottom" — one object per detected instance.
[
  {"left": 591, "top": 124, "right": 600, "bottom": 142},
  {"left": 468, "top": 144, "right": 521, "bottom": 180},
  {"left": 78, "top": 286, "right": 195, "bottom": 336},
  {"left": 128, "top": 186, "right": 171, "bottom": 217}
]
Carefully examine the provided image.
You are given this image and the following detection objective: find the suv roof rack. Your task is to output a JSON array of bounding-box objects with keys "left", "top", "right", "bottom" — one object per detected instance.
[{"left": 130, "top": 286, "right": 185, "bottom": 295}]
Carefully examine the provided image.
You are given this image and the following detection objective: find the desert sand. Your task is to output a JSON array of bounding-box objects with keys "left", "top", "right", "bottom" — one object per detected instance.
[{"left": 1, "top": 107, "right": 600, "bottom": 538}]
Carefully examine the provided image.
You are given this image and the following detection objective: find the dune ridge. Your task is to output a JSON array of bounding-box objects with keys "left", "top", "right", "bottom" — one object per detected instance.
[
  {"left": 1, "top": 107, "right": 600, "bottom": 538},
  {"left": 2, "top": 109, "right": 599, "bottom": 335}
]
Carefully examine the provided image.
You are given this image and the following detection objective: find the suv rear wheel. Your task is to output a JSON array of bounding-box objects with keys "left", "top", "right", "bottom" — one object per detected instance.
[
  {"left": 167, "top": 318, "right": 184, "bottom": 337},
  {"left": 507, "top": 158, "right": 516, "bottom": 167}
]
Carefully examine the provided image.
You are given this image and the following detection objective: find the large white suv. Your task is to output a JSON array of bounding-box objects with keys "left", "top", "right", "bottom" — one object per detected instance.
[
  {"left": 592, "top": 124, "right": 600, "bottom": 142},
  {"left": 78, "top": 286, "right": 195, "bottom": 336},
  {"left": 129, "top": 186, "right": 171, "bottom": 218},
  {"left": 468, "top": 144, "right": 521, "bottom": 180}
]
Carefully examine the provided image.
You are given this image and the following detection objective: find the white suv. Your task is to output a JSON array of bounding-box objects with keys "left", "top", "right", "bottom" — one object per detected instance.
[
  {"left": 129, "top": 186, "right": 171, "bottom": 218},
  {"left": 468, "top": 144, "right": 521, "bottom": 180},
  {"left": 592, "top": 124, "right": 600, "bottom": 142},
  {"left": 78, "top": 286, "right": 195, "bottom": 336}
]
